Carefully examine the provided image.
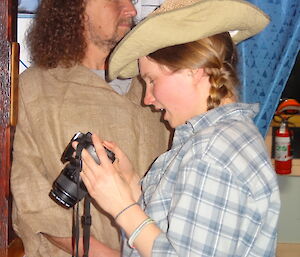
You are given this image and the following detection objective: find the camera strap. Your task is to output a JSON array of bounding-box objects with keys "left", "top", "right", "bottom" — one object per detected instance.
[
  {"left": 82, "top": 195, "right": 91, "bottom": 257},
  {"left": 72, "top": 143, "right": 91, "bottom": 257}
]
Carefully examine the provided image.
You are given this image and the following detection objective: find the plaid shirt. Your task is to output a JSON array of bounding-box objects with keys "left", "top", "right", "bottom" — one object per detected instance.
[{"left": 122, "top": 103, "right": 280, "bottom": 257}]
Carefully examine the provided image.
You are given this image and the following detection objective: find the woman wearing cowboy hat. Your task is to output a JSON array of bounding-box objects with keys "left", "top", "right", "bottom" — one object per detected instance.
[{"left": 78, "top": 0, "right": 280, "bottom": 256}]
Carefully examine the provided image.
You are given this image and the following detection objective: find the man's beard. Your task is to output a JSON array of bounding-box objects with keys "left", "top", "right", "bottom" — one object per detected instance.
[
  {"left": 87, "top": 19, "right": 132, "bottom": 51},
  {"left": 90, "top": 29, "right": 119, "bottom": 51}
]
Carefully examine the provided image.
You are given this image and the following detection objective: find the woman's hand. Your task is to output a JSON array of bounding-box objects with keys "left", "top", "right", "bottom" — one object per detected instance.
[
  {"left": 77, "top": 134, "right": 161, "bottom": 257},
  {"left": 78, "top": 134, "right": 140, "bottom": 217},
  {"left": 102, "top": 138, "right": 141, "bottom": 201}
]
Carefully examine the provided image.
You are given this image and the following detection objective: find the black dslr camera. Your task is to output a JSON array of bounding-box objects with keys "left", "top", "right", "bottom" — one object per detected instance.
[{"left": 49, "top": 132, "right": 115, "bottom": 208}]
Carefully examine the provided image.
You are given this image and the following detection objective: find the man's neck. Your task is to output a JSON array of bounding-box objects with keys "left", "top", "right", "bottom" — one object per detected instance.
[{"left": 81, "top": 43, "right": 110, "bottom": 70}]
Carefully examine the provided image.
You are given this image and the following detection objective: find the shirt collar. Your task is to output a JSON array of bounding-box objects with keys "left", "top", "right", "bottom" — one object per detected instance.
[{"left": 172, "top": 103, "right": 259, "bottom": 148}]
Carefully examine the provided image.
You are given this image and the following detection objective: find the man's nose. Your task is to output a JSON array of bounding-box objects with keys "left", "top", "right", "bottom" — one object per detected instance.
[{"left": 122, "top": 0, "right": 137, "bottom": 17}]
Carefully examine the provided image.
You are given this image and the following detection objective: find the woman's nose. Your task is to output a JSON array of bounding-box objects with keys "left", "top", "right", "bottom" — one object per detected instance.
[{"left": 143, "top": 88, "right": 156, "bottom": 106}]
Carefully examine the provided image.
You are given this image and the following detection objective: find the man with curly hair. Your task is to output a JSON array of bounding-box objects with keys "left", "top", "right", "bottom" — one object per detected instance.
[{"left": 10, "top": 0, "right": 170, "bottom": 256}]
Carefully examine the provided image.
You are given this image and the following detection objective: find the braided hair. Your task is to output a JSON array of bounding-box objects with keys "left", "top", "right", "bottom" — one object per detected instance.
[{"left": 148, "top": 32, "right": 239, "bottom": 111}]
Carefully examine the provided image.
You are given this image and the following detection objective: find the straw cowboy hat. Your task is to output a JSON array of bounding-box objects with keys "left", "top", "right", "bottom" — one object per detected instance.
[{"left": 108, "top": 0, "right": 270, "bottom": 80}]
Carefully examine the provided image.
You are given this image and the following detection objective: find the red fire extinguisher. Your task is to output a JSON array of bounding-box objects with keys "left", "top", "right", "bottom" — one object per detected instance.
[{"left": 274, "top": 119, "right": 293, "bottom": 175}]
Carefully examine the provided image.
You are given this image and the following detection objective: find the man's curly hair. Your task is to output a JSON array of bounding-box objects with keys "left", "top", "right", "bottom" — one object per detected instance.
[{"left": 27, "top": 0, "right": 87, "bottom": 68}]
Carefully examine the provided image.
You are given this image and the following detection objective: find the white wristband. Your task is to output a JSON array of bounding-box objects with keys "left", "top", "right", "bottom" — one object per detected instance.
[{"left": 128, "top": 217, "right": 155, "bottom": 248}]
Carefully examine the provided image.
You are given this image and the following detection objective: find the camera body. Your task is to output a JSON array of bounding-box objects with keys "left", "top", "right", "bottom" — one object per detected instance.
[{"left": 49, "top": 132, "right": 115, "bottom": 208}]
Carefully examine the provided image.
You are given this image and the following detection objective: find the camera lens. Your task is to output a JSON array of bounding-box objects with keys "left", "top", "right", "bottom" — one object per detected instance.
[
  {"left": 49, "top": 164, "right": 88, "bottom": 208},
  {"left": 49, "top": 132, "right": 115, "bottom": 208}
]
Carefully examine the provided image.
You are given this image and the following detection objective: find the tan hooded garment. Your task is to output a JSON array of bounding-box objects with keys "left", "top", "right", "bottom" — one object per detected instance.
[{"left": 10, "top": 65, "right": 170, "bottom": 257}]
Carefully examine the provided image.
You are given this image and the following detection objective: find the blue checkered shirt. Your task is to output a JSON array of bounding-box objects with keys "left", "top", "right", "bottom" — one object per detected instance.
[{"left": 122, "top": 103, "right": 280, "bottom": 257}]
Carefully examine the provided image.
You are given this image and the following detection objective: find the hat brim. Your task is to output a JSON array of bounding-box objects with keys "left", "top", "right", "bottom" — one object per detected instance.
[{"left": 108, "top": 0, "right": 269, "bottom": 80}]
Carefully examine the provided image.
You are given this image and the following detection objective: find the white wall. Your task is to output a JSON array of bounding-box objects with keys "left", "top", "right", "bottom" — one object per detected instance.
[
  {"left": 277, "top": 176, "right": 300, "bottom": 242},
  {"left": 17, "top": 14, "right": 34, "bottom": 73}
]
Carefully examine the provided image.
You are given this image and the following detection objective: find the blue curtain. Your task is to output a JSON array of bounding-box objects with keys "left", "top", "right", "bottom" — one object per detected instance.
[{"left": 238, "top": 0, "right": 300, "bottom": 137}]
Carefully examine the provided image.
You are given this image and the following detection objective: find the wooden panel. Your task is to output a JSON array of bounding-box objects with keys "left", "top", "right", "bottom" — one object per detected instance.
[
  {"left": 0, "top": 238, "right": 24, "bottom": 257},
  {"left": 7, "top": 238, "right": 24, "bottom": 257},
  {"left": 276, "top": 243, "right": 300, "bottom": 257},
  {"left": 0, "top": 34, "right": 11, "bottom": 256},
  {"left": 10, "top": 42, "right": 19, "bottom": 127},
  {"left": 0, "top": 0, "right": 17, "bottom": 250}
]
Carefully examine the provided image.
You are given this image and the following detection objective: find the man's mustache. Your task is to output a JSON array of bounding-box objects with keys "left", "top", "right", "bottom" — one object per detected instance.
[{"left": 118, "top": 18, "right": 134, "bottom": 28}]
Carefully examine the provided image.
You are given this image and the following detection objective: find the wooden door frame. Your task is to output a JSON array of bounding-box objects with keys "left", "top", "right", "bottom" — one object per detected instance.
[{"left": 0, "top": 0, "right": 18, "bottom": 250}]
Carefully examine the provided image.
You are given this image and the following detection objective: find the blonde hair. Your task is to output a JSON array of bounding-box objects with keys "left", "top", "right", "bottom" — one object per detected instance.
[{"left": 148, "top": 32, "right": 240, "bottom": 110}]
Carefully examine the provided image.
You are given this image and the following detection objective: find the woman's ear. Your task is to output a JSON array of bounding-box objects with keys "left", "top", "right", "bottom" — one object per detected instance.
[
  {"left": 189, "top": 68, "right": 211, "bottom": 92},
  {"left": 191, "top": 67, "right": 205, "bottom": 78},
  {"left": 188, "top": 68, "right": 208, "bottom": 85}
]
